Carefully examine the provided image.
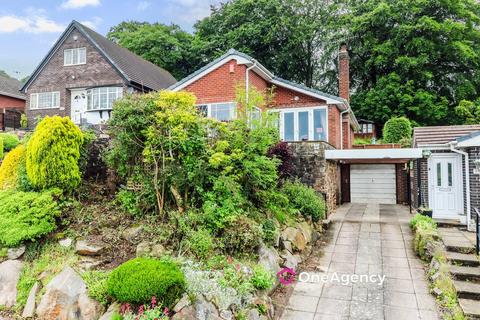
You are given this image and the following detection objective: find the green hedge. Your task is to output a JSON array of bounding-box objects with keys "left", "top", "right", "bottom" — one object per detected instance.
[
  {"left": 383, "top": 117, "right": 412, "bottom": 143},
  {"left": 107, "top": 257, "right": 185, "bottom": 306}
]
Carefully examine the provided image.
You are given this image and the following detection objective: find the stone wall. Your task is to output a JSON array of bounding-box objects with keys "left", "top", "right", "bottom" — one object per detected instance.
[{"left": 288, "top": 141, "right": 338, "bottom": 214}]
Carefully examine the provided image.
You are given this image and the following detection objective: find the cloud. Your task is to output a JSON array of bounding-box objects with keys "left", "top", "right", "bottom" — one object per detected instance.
[
  {"left": 61, "top": 0, "right": 100, "bottom": 9},
  {"left": 165, "top": 0, "right": 218, "bottom": 26},
  {"left": 137, "top": 1, "right": 151, "bottom": 11},
  {"left": 0, "top": 14, "right": 64, "bottom": 33},
  {"left": 80, "top": 17, "right": 102, "bottom": 30}
]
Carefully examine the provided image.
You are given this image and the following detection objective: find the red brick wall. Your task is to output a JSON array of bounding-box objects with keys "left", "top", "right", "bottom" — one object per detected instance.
[
  {"left": 396, "top": 164, "right": 409, "bottom": 204},
  {"left": 0, "top": 95, "right": 25, "bottom": 110},
  {"left": 272, "top": 86, "right": 326, "bottom": 108}
]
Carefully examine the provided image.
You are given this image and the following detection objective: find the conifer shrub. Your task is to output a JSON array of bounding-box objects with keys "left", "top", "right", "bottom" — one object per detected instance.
[
  {"left": 0, "top": 144, "right": 25, "bottom": 189},
  {"left": 26, "top": 116, "right": 83, "bottom": 191},
  {"left": 0, "top": 189, "right": 61, "bottom": 246},
  {"left": 383, "top": 117, "right": 412, "bottom": 143},
  {"left": 0, "top": 133, "right": 20, "bottom": 151},
  {"left": 107, "top": 257, "right": 186, "bottom": 306}
]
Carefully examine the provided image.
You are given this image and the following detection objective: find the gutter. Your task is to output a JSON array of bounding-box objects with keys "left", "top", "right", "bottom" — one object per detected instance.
[
  {"left": 245, "top": 60, "right": 257, "bottom": 105},
  {"left": 450, "top": 142, "right": 472, "bottom": 230}
]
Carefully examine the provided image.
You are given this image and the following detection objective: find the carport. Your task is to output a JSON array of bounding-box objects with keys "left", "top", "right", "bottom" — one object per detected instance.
[{"left": 326, "top": 148, "right": 423, "bottom": 205}]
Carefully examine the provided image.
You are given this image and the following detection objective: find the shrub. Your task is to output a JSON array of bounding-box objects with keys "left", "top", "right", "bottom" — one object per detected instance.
[
  {"left": 0, "top": 189, "right": 61, "bottom": 247},
  {"left": 20, "top": 114, "right": 27, "bottom": 129},
  {"left": 410, "top": 214, "right": 440, "bottom": 260},
  {"left": 281, "top": 181, "right": 325, "bottom": 221},
  {"left": 0, "top": 137, "right": 3, "bottom": 159},
  {"left": 261, "top": 219, "right": 278, "bottom": 246},
  {"left": 82, "top": 270, "right": 110, "bottom": 306},
  {"left": 26, "top": 116, "right": 84, "bottom": 191},
  {"left": 250, "top": 265, "right": 274, "bottom": 290},
  {"left": 107, "top": 257, "right": 186, "bottom": 306},
  {"left": 0, "top": 144, "right": 25, "bottom": 189},
  {"left": 185, "top": 228, "right": 215, "bottom": 260},
  {"left": 383, "top": 117, "right": 412, "bottom": 143},
  {"left": 267, "top": 141, "right": 294, "bottom": 179},
  {"left": 0, "top": 133, "right": 20, "bottom": 151},
  {"left": 221, "top": 217, "right": 262, "bottom": 256}
]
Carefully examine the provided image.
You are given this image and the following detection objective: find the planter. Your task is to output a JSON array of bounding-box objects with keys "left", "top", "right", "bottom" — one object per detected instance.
[{"left": 418, "top": 208, "right": 433, "bottom": 218}]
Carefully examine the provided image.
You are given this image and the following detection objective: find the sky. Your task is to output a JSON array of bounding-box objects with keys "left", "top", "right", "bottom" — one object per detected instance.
[{"left": 0, "top": 0, "right": 220, "bottom": 79}]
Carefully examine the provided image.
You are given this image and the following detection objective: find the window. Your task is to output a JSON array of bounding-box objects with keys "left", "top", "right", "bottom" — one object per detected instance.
[
  {"left": 279, "top": 107, "right": 328, "bottom": 142},
  {"left": 30, "top": 92, "right": 60, "bottom": 109},
  {"left": 367, "top": 123, "right": 373, "bottom": 133},
  {"left": 64, "top": 48, "right": 86, "bottom": 66},
  {"left": 360, "top": 123, "right": 373, "bottom": 133},
  {"left": 86, "top": 87, "right": 123, "bottom": 111},
  {"left": 196, "top": 102, "right": 236, "bottom": 121},
  {"left": 448, "top": 162, "right": 453, "bottom": 186},
  {"left": 436, "top": 163, "right": 442, "bottom": 186}
]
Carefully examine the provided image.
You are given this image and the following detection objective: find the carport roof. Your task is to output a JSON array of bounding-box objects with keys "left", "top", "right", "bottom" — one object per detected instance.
[{"left": 325, "top": 148, "right": 423, "bottom": 162}]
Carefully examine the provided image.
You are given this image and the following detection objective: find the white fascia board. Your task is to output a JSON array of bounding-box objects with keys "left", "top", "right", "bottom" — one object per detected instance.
[
  {"left": 325, "top": 148, "right": 423, "bottom": 160},
  {"left": 457, "top": 135, "right": 480, "bottom": 148},
  {"left": 172, "top": 55, "right": 259, "bottom": 92},
  {"left": 270, "top": 79, "right": 342, "bottom": 105}
]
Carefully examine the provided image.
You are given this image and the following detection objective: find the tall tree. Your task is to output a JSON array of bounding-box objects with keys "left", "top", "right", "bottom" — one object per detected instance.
[{"left": 107, "top": 21, "right": 201, "bottom": 80}]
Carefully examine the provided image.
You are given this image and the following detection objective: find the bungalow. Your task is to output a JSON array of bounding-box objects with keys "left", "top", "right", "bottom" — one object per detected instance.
[
  {"left": 20, "top": 20, "right": 176, "bottom": 127},
  {"left": 0, "top": 73, "right": 25, "bottom": 130},
  {"left": 412, "top": 125, "right": 480, "bottom": 229}
]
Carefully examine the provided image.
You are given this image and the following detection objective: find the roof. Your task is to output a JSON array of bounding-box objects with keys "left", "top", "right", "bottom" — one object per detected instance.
[
  {"left": 413, "top": 125, "right": 480, "bottom": 147},
  {"left": 169, "top": 48, "right": 344, "bottom": 104},
  {"left": 457, "top": 131, "right": 480, "bottom": 147},
  {"left": 22, "top": 21, "right": 176, "bottom": 92},
  {"left": 0, "top": 74, "right": 25, "bottom": 100}
]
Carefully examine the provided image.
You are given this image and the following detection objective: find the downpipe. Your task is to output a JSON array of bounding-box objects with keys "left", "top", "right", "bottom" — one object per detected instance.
[
  {"left": 340, "top": 104, "right": 350, "bottom": 150},
  {"left": 450, "top": 142, "right": 472, "bottom": 230}
]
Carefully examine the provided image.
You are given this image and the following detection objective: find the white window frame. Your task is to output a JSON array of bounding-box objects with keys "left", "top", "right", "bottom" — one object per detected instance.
[
  {"left": 30, "top": 92, "right": 60, "bottom": 110},
  {"left": 86, "top": 87, "right": 123, "bottom": 111},
  {"left": 271, "top": 106, "right": 328, "bottom": 142},
  {"left": 64, "top": 48, "right": 86, "bottom": 66},
  {"left": 197, "top": 102, "right": 236, "bottom": 121}
]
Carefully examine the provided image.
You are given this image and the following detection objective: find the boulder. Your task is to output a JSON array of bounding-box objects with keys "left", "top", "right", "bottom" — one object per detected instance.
[
  {"left": 59, "top": 238, "right": 73, "bottom": 248},
  {"left": 173, "top": 294, "right": 191, "bottom": 313},
  {"left": 219, "top": 310, "right": 233, "bottom": 320},
  {"left": 150, "top": 244, "right": 166, "bottom": 258},
  {"left": 281, "top": 250, "right": 300, "bottom": 270},
  {"left": 99, "top": 302, "right": 120, "bottom": 320},
  {"left": 172, "top": 296, "right": 221, "bottom": 320},
  {"left": 298, "top": 221, "right": 313, "bottom": 244},
  {"left": 78, "top": 257, "right": 104, "bottom": 271},
  {"left": 280, "top": 240, "right": 293, "bottom": 254},
  {"left": 7, "top": 246, "right": 25, "bottom": 260},
  {"left": 281, "top": 227, "right": 306, "bottom": 251},
  {"left": 22, "top": 282, "right": 39, "bottom": 318},
  {"left": 258, "top": 243, "right": 281, "bottom": 275},
  {"left": 36, "top": 266, "right": 104, "bottom": 320},
  {"left": 136, "top": 241, "right": 151, "bottom": 257},
  {"left": 246, "top": 309, "right": 261, "bottom": 320},
  {"left": 75, "top": 239, "right": 106, "bottom": 256},
  {"left": 122, "top": 226, "right": 143, "bottom": 242},
  {"left": 0, "top": 260, "right": 23, "bottom": 307}
]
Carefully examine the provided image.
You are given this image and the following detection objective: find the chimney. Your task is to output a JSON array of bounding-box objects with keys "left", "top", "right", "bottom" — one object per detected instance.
[{"left": 338, "top": 44, "right": 350, "bottom": 102}]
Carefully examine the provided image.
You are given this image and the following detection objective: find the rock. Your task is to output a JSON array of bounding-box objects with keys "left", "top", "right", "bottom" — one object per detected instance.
[
  {"left": 99, "top": 302, "right": 120, "bottom": 320},
  {"left": 59, "top": 238, "right": 73, "bottom": 248},
  {"left": 36, "top": 266, "right": 104, "bottom": 320},
  {"left": 136, "top": 241, "right": 151, "bottom": 257},
  {"left": 150, "top": 244, "right": 166, "bottom": 258},
  {"left": 246, "top": 309, "right": 261, "bottom": 320},
  {"left": 22, "top": 282, "right": 40, "bottom": 318},
  {"left": 75, "top": 239, "right": 106, "bottom": 256},
  {"left": 281, "top": 227, "right": 306, "bottom": 251},
  {"left": 219, "top": 310, "right": 233, "bottom": 320},
  {"left": 174, "top": 294, "right": 191, "bottom": 313},
  {"left": 122, "top": 226, "right": 143, "bottom": 242},
  {"left": 258, "top": 243, "right": 281, "bottom": 275},
  {"left": 78, "top": 257, "right": 104, "bottom": 271},
  {"left": 7, "top": 246, "right": 25, "bottom": 260},
  {"left": 321, "top": 219, "right": 331, "bottom": 229},
  {"left": 280, "top": 240, "right": 293, "bottom": 254},
  {"left": 172, "top": 296, "right": 221, "bottom": 320},
  {"left": 298, "top": 221, "right": 312, "bottom": 244},
  {"left": 0, "top": 260, "right": 23, "bottom": 307},
  {"left": 281, "top": 250, "right": 299, "bottom": 270},
  {"left": 432, "top": 287, "right": 443, "bottom": 296},
  {"left": 281, "top": 227, "right": 297, "bottom": 242},
  {"left": 312, "top": 231, "right": 321, "bottom": 243}
]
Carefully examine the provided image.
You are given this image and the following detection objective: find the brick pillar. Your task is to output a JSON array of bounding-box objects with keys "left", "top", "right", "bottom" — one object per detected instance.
[{"left": 338, "top": 44, "right": 350, "bottom": 102}]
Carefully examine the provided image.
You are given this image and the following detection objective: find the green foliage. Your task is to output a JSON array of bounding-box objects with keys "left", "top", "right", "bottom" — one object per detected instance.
[
  {"left": 250, "top": 265, "right": 274, "bottom": 290},
  {"left": 410, "top": 213, "right": 439, "bottom": 261},
  {"left": 281, "top": 181, "right": 325, "bottom": 221},
  {"left": 0, "top": 144, "right": 25, "bottom": 190},
  {"left": 184, "top": 228, "right": 215, "bottom": 260},
  {"left": 0, "top": 137, "right": 3, "bottom": 159},
  {"left": 261, "top": 219, "right": 278, "bottom": 246},
  {"left": 107, "top": 257, "right": 186, "bottom": 306},
  {"left": 0, "top": 189, "right": 61, "bottom": 247},
  {"left": 26, "top": 116, "right": 84, "bottom": 191},
  {"left": 82, "top": 270, "right": 110, "bottom": 306},
  {"left": 0, "top": 133, "right": 20, "bottom": 151},
  {"left": 219, "top": 263, "right": 255, "bottom": 296},
  {"left": 121, "top": 305, "right": 169, "bottom": 320},
  {"left": 410, "top": 213, "right": 437, "bottom": 231},
  {"left": 353, "top": 137, "right": 373, "bottom": 145},
  {"left": 78, "top": 130, "right": 96, "bottom": 176},
  {"left": 383, "top": 117, "right": 412, "bottom": 143},
  {"left": 20, "top": 114, "right": 27, "bottom": 129},
  {"left": 221, "top": 217, "right": 263, "bottom": 256},
  {"left": 455, "top": 99, "right": 480, "bottom": 124}
]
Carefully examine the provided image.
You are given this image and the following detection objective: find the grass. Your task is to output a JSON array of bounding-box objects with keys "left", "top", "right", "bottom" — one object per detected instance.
[{"left": 16, "top": 242, "right": 78, "bottom": 310}]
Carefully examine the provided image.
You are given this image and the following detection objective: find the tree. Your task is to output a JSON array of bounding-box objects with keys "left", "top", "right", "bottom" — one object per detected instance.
[
  {"left": 455, "top": 99, "right": 480, "bottom": 124},
  {"left": 383, "top": 116, "right": 412, "bottom": 143},
  {"left": 107, "top": 21, "right": 201, "bottom": 79}
]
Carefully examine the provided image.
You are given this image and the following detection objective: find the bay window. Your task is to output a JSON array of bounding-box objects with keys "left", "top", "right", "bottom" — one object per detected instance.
[
  {"left": 87, "top": 87, "right": 123, "bottom": 111},
  {"left": 30, "top": 92, "right": 60, "bottom": 109},
  {"left": 278, "top": 107, "right": 327, "bottom": 142}
]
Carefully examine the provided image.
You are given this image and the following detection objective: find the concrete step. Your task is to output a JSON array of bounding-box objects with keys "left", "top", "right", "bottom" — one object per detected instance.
[
  {"left": 454, "top": 280, "right": 480, "bottom": 300},
  {"left": 459, "top": 298, "right": 480, "bottom": 319},
  {"left": 451, "top": 265, "right": 480, "bottom": 282},
  {"left": 436, "top": 219, "right": 464, "bottom": 228},
  {"left": 445, "top": 243, "right": 476, "bottom": 254},
  {"left": 446, "top": 252, "right": 480, "bottom": 267}
]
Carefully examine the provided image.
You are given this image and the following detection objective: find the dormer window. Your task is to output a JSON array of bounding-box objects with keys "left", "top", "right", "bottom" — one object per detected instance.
[{"left": 64, "top": 48, "right": 86, "bottom": 66}]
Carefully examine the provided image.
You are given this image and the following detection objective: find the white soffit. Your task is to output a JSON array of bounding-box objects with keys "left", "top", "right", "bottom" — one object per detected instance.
[{"left": 325, "top": 148, "right": 423, "bottom": 160}]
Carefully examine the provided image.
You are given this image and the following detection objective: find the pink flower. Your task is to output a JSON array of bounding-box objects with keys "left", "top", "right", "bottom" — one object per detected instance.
[
  {"left": 227, "top": 256, "right": 233, "bottom": 264},
  {"left": 151, "top": 296, "right": 157, "bottom": 307},
  {"left": 138, "top": 305, "right": 144, "bottom": 315},
  {"left": 164, "top": 307, "right": 169, "bottom": 315}
]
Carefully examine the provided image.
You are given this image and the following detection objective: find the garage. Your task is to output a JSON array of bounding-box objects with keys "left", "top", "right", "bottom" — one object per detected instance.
[{"left": 350, "top": 164, "right": 396, "bottom": 204}]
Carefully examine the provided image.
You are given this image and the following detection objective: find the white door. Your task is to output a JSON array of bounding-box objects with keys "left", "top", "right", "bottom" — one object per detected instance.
[
  {"left": 71, "top": 90, "right": 87, "bottom": 125},
  {"left": 428, "top": 153, "right": 463, "bottom": 220},
  {"left": 350, "top": 164, "right": 396, "bottom": 204}
]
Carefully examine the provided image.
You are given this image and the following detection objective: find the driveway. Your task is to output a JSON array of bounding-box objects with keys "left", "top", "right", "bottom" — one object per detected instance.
[{"left": 281, "top": 203, "right": 440, "bottom": 320}]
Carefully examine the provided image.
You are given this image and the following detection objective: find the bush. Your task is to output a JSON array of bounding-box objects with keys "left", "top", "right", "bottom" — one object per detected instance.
[
  {"left": 82, "top": 270, "right": 110, "bottom": 306},
  {"left": 20, "top": 114, "right": 27, "bottom": 128},
  {"left": 383, "top": 117, "right": 412, "bottom": 143},
  {"left": 26, "top": 116, "right": 83, "bottom": 191},
  {"left": 0, "top": 133, "right": 20, "bottom": 151},
  {"left": 281, "top": 181, "right": 325, "bottom": 221},
  {"left": 410, "top": 213, "right": 440, "bottom": 260},
  {"left": 261, "top": 219, "right": 278, "bottom": 246},
  {"left": 0, "top": 144, "right": 25, "bottom": 189},
  {"left": 107, "top": 257, "right": 186, "bottom": 306},
  {"left": 266, "top": 141, "right": 294, "bottom": 179},
  {"left": 250, "top": 265, "right": 274, "bottom": 290},
  {"left": 0, "top": 189, "right": 61, "bottom": 246},
  {"left": 221, "top": 217, "right": 262, "bottom": 256},
  {"left": 185, "top": 228, "right": 215, "bottom": 260},
  {"left": 0, "top": 137, "right": 3, "bottom": 159}
]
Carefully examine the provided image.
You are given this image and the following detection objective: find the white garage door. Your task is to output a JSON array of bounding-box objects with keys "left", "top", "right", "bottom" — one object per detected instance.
[{"left": 350, "top": 164, "right": 396, "bottom": 204}]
